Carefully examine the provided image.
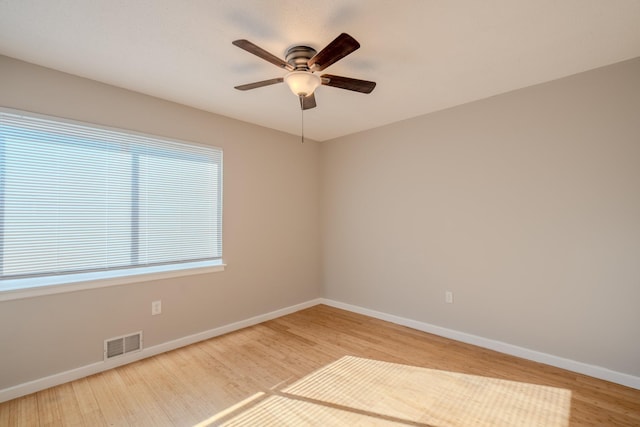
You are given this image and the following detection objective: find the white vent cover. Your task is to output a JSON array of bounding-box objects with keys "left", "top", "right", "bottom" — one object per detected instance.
[{"left": 104, "top": 331, "right": 143, "bottom": 361}]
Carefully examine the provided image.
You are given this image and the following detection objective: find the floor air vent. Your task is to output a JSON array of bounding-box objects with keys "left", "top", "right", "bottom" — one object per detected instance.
[{"left": 104, "top": 331, "right": 143, "bottom": 361}]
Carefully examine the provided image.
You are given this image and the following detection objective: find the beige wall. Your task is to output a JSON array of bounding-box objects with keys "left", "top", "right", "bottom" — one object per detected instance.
[
  {"left": 0, "top": 56, "right": 322, "bottom": 389},
  {"left": 322, "top": 58, "right": 640, "bottom": 376}
]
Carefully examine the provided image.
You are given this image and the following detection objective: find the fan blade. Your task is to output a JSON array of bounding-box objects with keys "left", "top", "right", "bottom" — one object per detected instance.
[
  {"left": 299, "top": 93, "right": 317, "bottom": 110},
  {"left": 307, "top": 33, "right": 360, "bottom": 71},
  {"left": 234, "top": 77, "right": 284, "bottom": 91},
  {"left": 321, "top": 74, "right": 376, "bottom": 94},
  {"left": 232, "top": 39, "right": 294, "bottom": 71}
]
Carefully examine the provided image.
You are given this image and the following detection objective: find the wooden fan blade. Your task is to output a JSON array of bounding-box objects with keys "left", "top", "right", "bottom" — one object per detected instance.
[
  {"left": 299, "top": 93, "right": 317, "bottom": 110},
  {"left": 232, "top": 39, "right": 294, "bottom": 71},
  {"left": 307, "top": 33, "right": 360, "bottom": 71},
  {"left": 321, "top": 74, "right": 376, "bottom": 94},
  {"left": 234, "top": 77, "right": 284, "bottom": 91}
]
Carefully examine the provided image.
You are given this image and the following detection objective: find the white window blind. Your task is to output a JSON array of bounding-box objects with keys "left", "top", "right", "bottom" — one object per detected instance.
[{"left": 0, "top": 109, "right": 222, "bottom": 283}]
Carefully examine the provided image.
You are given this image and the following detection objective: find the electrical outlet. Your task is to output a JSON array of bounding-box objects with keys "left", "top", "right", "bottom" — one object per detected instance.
[
  {"left": 445, "top": 291, "right": 453, "bottom": 304},
  {"left": 151, "top": 300, "right": 162, "bottom": 315}
]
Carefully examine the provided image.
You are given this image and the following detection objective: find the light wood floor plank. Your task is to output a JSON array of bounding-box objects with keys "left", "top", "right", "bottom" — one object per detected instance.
[
  {"left": 69, "top": 377, "right": 107, "bottom": 426},
  {"left": 35, "top": 387, "right": 63, "bottom": 426},
  {"left": 54, "top": 382, "right": 84, "bottom": 426},
  {"left": 1, "top": 304, "right": 638, "bottom": 426}
]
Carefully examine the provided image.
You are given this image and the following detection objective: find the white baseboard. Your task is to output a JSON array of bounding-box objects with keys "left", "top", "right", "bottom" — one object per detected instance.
[
  {"left": 319, "top": 298, "right": 640, "bottom": 390},
  {"left": 2, "top": 296, "right": 637, "bottom": 403},
  {"left": 0, "top": 298, "right": 323, "bottom": 403}
]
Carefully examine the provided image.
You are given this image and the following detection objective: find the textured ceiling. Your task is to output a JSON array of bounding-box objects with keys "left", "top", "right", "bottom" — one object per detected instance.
[{"left": 1, "top": 0, "right": 640, "bottom": 141}]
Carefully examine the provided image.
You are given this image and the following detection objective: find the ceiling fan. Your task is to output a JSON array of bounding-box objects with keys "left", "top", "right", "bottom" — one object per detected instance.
[{"left": 232, "top": 33, "right": 376, "bottom": 110}]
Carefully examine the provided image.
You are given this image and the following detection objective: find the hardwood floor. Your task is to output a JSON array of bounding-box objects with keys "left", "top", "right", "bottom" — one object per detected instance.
[{"left": 1, "top": 304, "right": 638, "bottom": 426}]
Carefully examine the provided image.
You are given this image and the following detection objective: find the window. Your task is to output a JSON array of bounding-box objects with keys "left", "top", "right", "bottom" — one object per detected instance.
[{"left": 0, "top": 109, "right": 223, "bottom": 296}]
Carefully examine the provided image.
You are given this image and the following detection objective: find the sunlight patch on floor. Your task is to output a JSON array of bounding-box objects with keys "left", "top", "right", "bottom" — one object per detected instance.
[{"left": 197, "top": 356, "right": 572, "bottom": 426}]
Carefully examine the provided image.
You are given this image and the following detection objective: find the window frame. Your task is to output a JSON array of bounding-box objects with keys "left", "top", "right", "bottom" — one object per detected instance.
[{"left": 0, "top": 108, "right": 224, "bottom": 301}]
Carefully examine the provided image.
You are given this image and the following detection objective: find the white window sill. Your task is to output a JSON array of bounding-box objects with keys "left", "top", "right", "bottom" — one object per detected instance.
[{"left": 0, "top": 260, "right": 226, "bottom": 302}]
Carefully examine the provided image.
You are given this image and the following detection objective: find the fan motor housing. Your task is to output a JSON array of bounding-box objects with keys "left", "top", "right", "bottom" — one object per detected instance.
[{"left": 285, "top": 45, "right": 317, "bottom": 71}]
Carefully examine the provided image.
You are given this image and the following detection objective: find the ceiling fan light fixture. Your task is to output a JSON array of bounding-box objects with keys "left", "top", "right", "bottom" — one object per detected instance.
[
  {"left": 284, "top": 71, "right": 321, "bottom": 97},
  {"left": 233, "top": 33, "right": 375, "bottom": 111}
]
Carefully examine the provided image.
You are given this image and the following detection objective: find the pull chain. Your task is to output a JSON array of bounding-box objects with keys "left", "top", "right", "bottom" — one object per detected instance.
[{"left": 299, "top": 95, "right": 305, "bottom": 143}]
